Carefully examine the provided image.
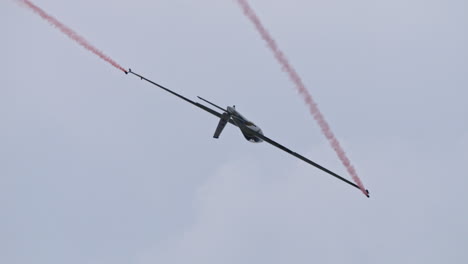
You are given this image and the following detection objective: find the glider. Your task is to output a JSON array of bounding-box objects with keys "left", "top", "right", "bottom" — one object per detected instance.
[{"left": 127, "top": 69, "right": 369, "bottom": 197}]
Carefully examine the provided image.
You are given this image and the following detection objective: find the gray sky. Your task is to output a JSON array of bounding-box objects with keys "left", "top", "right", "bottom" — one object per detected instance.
[{"left": 2, "top": 0, "right": 467, "bottom": 263}]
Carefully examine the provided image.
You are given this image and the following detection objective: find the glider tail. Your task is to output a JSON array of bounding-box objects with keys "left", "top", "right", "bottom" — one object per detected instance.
[
  {"left": 196, "top": 96, "right": 231, "bottom": 139},
  {"left": 213, "top": 112, "right": 230, "bottom": 138}
]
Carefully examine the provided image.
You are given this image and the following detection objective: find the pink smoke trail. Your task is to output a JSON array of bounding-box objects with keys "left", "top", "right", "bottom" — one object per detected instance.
[
  {"left": 17, "top": 0, "right": 127, "bottom": 73},
  {"left": 235, "top": 0, "right": 368, "bottom": 196}
]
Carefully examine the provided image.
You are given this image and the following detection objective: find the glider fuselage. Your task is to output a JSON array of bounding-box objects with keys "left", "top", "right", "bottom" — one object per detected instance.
[{"left": 227, "top": 106, "right": 263, "bottom": 143}]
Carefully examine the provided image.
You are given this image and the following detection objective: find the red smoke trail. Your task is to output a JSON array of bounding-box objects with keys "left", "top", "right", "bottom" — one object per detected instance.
[
  {"left": 17, "top": 0, "right": 127, "bottom": 73},
  {"left": 235, "top": 0, "right": 368, "bottom": 196}
]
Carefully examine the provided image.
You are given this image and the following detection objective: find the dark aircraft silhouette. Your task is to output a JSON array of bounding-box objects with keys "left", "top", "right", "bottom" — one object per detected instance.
[{"left": 127, "top": 69, "right": 369, "bottom": 197}]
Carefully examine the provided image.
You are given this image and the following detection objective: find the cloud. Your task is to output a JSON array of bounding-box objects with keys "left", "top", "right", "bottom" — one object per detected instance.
[{"left": 136, "top": 152, "right": 367, "bottom": 264}]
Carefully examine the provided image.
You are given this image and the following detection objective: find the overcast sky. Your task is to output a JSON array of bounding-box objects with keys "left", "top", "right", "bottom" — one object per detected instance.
[{"left": 2, "top": 0, "right": 468, "bottom": 263}]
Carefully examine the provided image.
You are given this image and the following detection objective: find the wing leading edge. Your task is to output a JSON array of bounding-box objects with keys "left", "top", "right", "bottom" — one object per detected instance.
[
  {"left": 252, "top": 131, "right": 369, "bottom": 197},
  {"left": 128, "top": 69, "right": 232, "bottom": 123}
]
